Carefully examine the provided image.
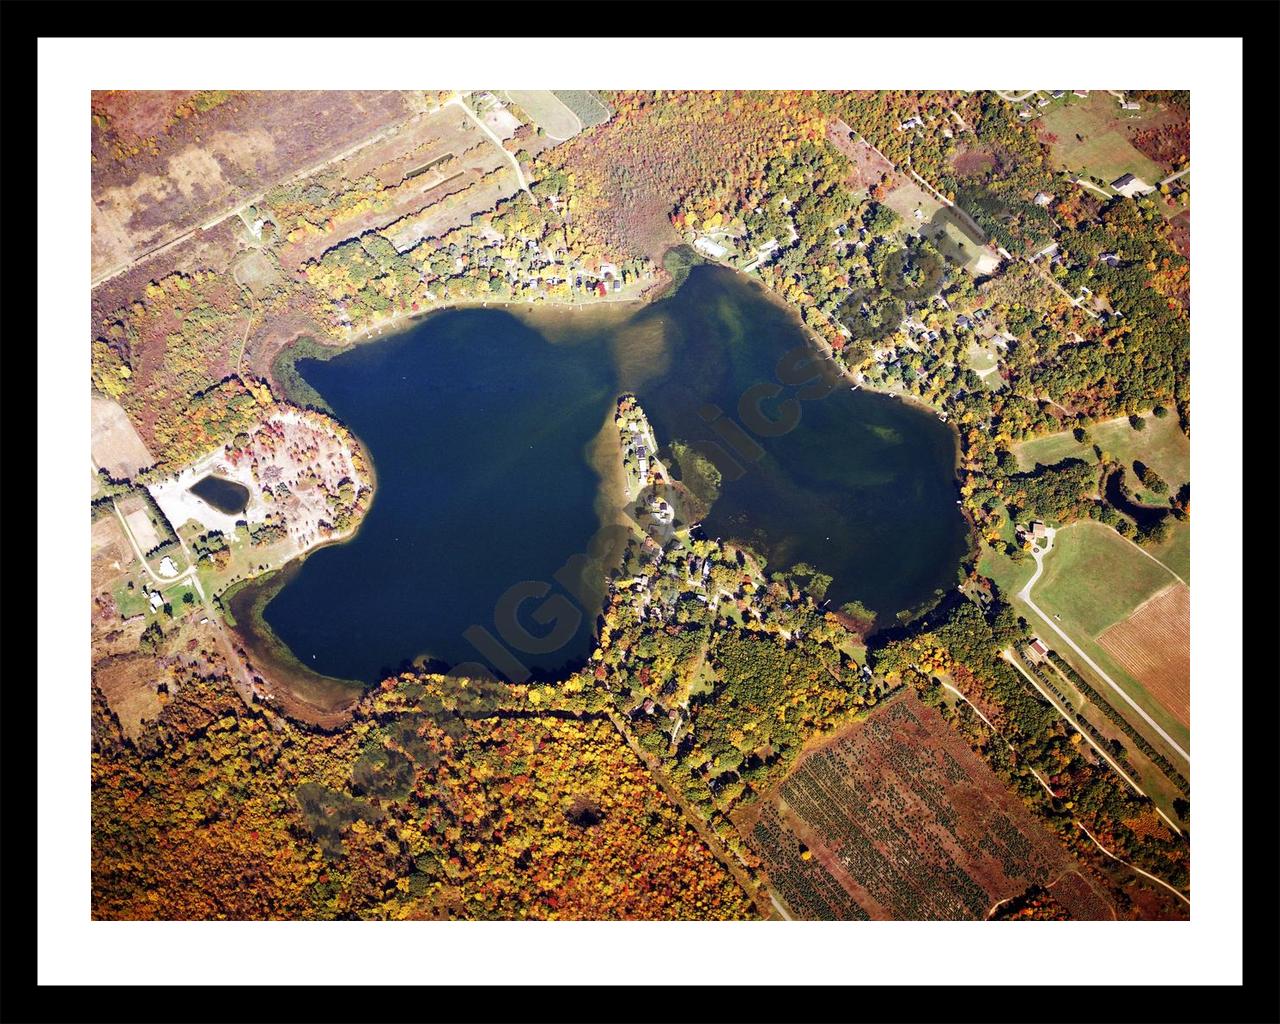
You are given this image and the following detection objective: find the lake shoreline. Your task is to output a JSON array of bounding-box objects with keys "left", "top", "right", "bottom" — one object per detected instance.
[{"left": 250, "top": 259, "right": 974, "bottom": 719}]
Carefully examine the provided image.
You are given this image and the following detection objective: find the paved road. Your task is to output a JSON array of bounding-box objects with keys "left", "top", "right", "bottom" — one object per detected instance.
[
  {"left": 1002, "top": 649, "right": 1184, "bottom": 837},
  {"left": 1017, "top": 526, "right": 1191, "bottom": 764},
  {"left": 1158, "top": 166, "right": 1191, "bottom": 187}
]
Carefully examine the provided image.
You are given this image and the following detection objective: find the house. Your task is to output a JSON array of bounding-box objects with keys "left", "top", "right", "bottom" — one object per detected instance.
[
  {"left": 1025, "top": 638, "right": 1049, "bottom": 663},
  {"left": 1031, "top": 241, "right": 1059, "bottom": 260},
  {"left": 158, "top": 555, "right": 179, "bottom": 577},
  {"left": 1031, "top": 521, "right": 1047, "bottom": 539},
  {"left": 1050, "top": 90, "right": 1066, "bottom": 98},
  {"left": 1037, "top": 97, "right": 1051, "bottom": 108},
  {"left": 955, "top": 315, "right": 972, "bottom": 330},
  {"left": 1121, "top": 100, "right": 1140, "bottom": 111},
  {"left": 1033, "top": 191, "right": 1055, "bottom": 207},
  {"left": 898, "top": 115, "right": 923, "bottom": 131},
  {"left": 1073, "top": 90, "right": 1089, "bottom": 98},
  {"left": 148, "top": 591, "right": 164, "bottom": 613},
  {"left": 1110, "top": 173, "right": 1155, "bottom": 198}
]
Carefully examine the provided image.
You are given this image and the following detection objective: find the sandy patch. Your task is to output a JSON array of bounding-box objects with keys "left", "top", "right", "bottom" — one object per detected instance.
[{"left": 91, "top": 396, "right": 154, "bottom": 478}]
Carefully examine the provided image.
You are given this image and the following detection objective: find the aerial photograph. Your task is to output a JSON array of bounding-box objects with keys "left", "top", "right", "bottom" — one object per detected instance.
[{"left": 88, "top": 87, "right": 1192, "bottom": 922}]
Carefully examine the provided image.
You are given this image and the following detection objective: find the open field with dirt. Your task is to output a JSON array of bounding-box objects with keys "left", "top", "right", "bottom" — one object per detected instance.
[
  {"left": 92, "top": 654, "right": 165, "bottom": 740},
  {"left": 746, "top": 690, "right": 1115, "bottom": 920},
  {"left": 827, "top": 121, "right": 895, "bottom": 191},
  {"left": 122, "top": 504, "right": 163, "bottom": 554},
  {"left": 1037, "top": 93, "right": 1168, "bottom": 186},
  {"left": 91, "top": 397, "right": 154, "bottom": 478},
  {"left": 1098, "top": 583, "right": 1190, "bottom": 730},
  {"left": 502, "top": 91, "right": 582, "bottom": 141}
]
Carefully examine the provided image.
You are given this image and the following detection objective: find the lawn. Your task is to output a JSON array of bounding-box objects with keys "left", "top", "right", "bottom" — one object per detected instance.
[
  {"left": 1032, "top": 522, "right": 1177, "bottom": 639},
  {"left": 112, "top": 580, "right": 150, "bottom": 619},
  {"left": 1014, "top": 412, "right": 1189, "bottom": 494},
  {"left": 162, "top": 581, "right": 201, "bottom": 617},
  {"left": 1039, "top": 93, "right": 1165, "bottom": 187}
]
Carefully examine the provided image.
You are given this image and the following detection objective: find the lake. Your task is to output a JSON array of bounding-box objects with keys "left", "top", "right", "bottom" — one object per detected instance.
[{"left": 253, "top": 264, "right": 970, "bottom": 687}]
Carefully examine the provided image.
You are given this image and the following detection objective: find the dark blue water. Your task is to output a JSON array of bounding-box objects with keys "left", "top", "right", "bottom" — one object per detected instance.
[{"left": 258, "top": 265, "right": 970, "bottom": 685}]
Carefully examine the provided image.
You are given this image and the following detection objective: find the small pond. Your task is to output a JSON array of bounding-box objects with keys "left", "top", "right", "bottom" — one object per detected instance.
[{"left": 189, "top": 474, "right": 251, "bottom": 516}]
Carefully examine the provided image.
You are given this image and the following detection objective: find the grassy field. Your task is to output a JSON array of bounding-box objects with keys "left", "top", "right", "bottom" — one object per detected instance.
[
  {"left": 1144, "top": 519, "right": 1189, "bottom": 582},
  {"left": 1014, "top": 413, "right": 1189, "bottom": 493},
  {"left": 1033, "top": 522, "right": 1175, "bottom": 638},
  {"left": 1039, "top": 93, "right": 1165, "bottom": 186},
  {"left": 162, "top": 580, "right": 201, "bottom": 615},
  {"left": 502, "top": 90, "right": 581, "bottom": 140}
]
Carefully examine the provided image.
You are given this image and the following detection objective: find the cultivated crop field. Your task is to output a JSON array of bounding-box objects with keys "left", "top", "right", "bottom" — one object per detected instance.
[
  {"left": 1098, "top": 583, "right": 1190, "bottom": 729},
  {"left": 552, "top": 90, "right": 612, "bottom": 128},
  {"left": 748, "top": 690, "right": 1115, "bottom": 920}
]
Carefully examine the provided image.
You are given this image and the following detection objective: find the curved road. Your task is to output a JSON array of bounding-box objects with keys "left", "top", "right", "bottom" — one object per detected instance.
[
  {"left": 1017, "top": 526, "right": 1190, "bottom": 764},
  {"left": 448, "top": 94, "right": 533, "bottom": 199}
]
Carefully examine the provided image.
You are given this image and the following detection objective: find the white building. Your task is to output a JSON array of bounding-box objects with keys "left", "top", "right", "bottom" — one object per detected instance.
[
  {"left": 1111, "top": 173, "right": 1155, "bottom": 198},
  {"left": 693, "top": 236, "right": 728, "bottom": 260}
]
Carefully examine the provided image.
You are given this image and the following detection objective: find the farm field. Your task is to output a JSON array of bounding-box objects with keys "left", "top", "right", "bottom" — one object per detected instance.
[
  {"left": 1098, "top": 583, "right": 1190, "bottom": 730},
  {"left": 501, "top": 90, "right": 582, "bottom": 141},
  {"left": 121, "top": 501, "right": 164, "bottom": 554},
  {"left": 1034, "top": 522, "right": 1178, "bottom": 639},
  {"left": 91, "top": 396, "right": 154, "bottom": 479},
  {"left": 1038, "top": 93, "right": 1166, "bottom": 186},
  {"left": 1019, "top": 522, "right": 1190, "bottom": 758},
  {"left": 551, "top": 90, "right": 612, "bottom": 128},
  {"left": 1014, "top": 412, "right": 1189, "bottom": 492},
  {"left": 746, "top": 690, "right": 1116, "bottom": 920}
]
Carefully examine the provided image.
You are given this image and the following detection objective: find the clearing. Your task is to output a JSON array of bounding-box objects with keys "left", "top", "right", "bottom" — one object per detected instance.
[
  {"left": 1038, "top": 93, "right": 1166, "bottom": 187},
  {"left": 91, "top": 397, "right": 154, "bottom": 479},
  {"left": 1097, "top": 583, "right": 1190, "bottom": 730},
  {"left": 1014, "top": 412, "right": 1189, "bottom": 498},
  {"left": 745, "top": 689, "right": 1116, "bottom": 920}
]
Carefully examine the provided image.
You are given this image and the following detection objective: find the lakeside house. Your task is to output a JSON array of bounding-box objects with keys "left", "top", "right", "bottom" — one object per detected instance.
[{"left": 694, "top": 236, "right": 729, "bottom": 260}]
